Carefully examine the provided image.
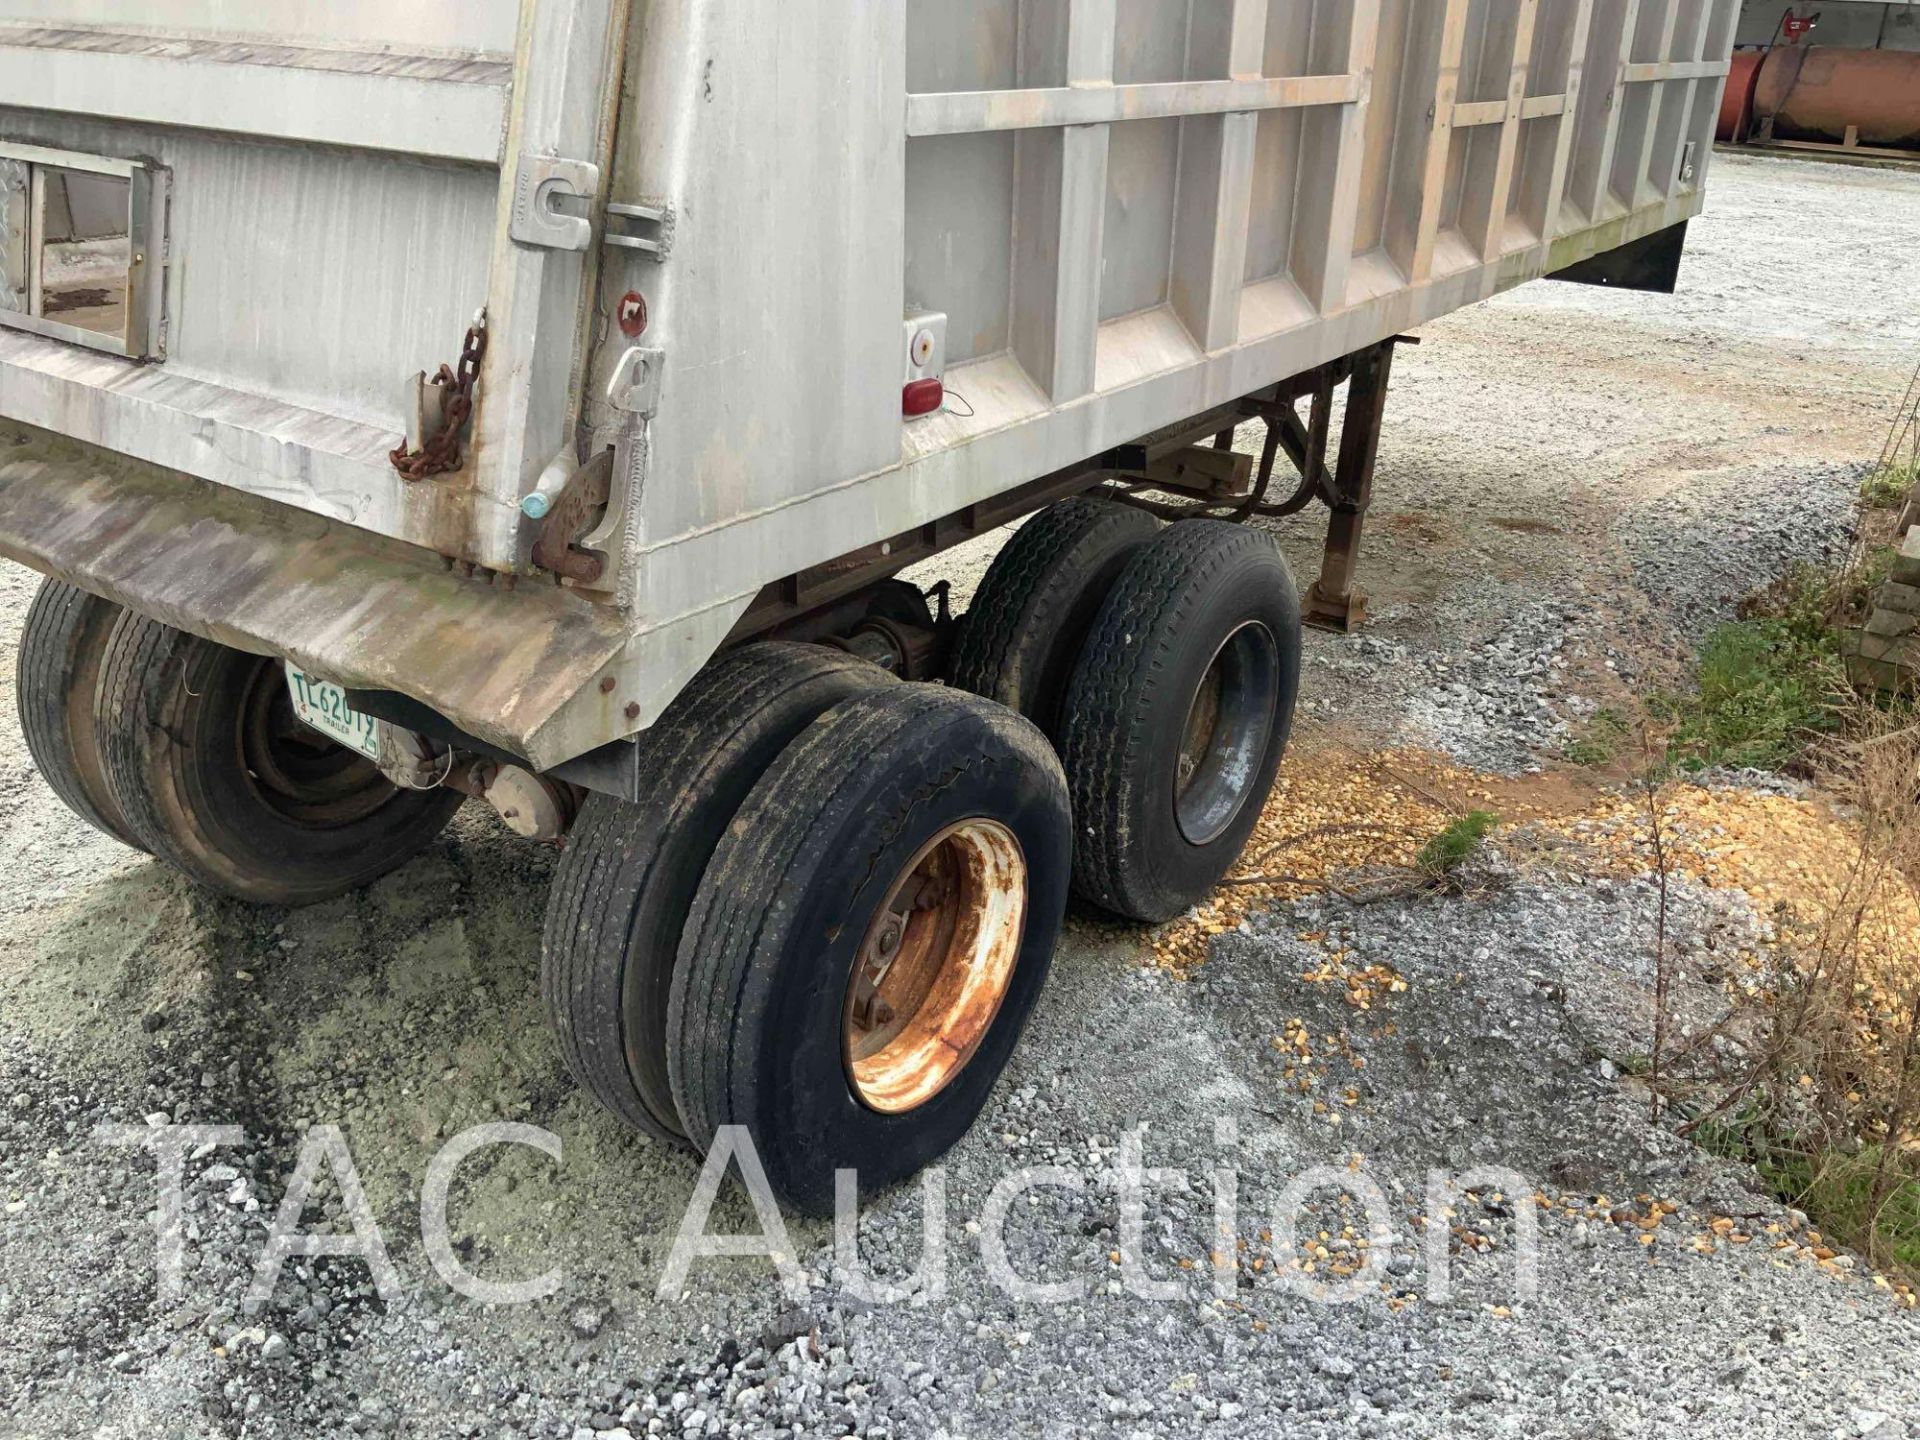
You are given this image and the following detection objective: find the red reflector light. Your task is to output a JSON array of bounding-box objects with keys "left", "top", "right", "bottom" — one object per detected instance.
[{"left": 903, "top": 378, "right": 945, "bottom": 418}]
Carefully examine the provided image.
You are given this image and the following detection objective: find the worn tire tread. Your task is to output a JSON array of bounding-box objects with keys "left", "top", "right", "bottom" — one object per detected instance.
[
  {"left": 947, "top": 497, "right": 1158, "bottom": 737},
  {"left": 541, "top": 645, "right": 892, "bottom": 1144},
  {"left": 96, "top": 613, "right": 463, "bottom": 905},
  {"left": 16, "top": 579, "right": 145, "bottom": 850},
  {"left": 1062, "top": 520, "right": 1298, "bottom": 920},
  {"left": 668, "top": 686, "right": 1066, "bottom": 1162},
  {"left": 96, "top": 611, "right": 184, "bottom": 862}
]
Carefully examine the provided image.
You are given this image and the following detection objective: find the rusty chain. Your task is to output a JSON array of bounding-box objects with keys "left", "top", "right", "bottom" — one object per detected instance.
[{"left": 390, "top": 317, "right": 489, "bottom": 482}]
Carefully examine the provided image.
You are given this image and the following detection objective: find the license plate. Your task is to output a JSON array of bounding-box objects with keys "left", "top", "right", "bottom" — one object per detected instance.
[{"left": 286, "top": 666, "right": 382, "bottom": 762}]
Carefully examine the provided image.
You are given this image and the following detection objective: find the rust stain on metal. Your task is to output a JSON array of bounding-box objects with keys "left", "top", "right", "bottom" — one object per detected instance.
[
  {"left": 1717, "top": 50, "right": 1764, "bottom": 143},
  {"left": 392, "top": 319, "right": 489, "bottom": 482},
  {"left": 1755, "top": 46, "right": 1920, "bottom": 151}
]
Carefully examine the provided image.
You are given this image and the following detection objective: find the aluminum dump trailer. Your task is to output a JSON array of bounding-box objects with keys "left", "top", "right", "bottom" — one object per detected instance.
[{"left": 0, "top": 0, "right": 1737, "bottom": 1211}]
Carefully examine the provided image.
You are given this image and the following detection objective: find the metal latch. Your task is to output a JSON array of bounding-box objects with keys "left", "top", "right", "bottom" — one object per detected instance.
[
  {"left": 605, "top": 201, "right": 671, "bottom": 261},
  {"left": 511, "top": 155, "right": 602, "bottom": 253},
  {"left": 606, "top": 347, "right": 666, "bottom": 419},
  {"left": 1678, "top": 140, "right": 1699, "bottom": 187},
  {"left": 531, "top": 449, "right": 617, "bottom": 585}
]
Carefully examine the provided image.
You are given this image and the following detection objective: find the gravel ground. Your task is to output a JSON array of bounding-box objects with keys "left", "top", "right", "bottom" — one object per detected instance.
[
  {"left": 5, "top": 155, "right": 1920, "bottom": 1439},
  {"left": 1262, "top": 153, "right": 1907, "bottom": 774}
]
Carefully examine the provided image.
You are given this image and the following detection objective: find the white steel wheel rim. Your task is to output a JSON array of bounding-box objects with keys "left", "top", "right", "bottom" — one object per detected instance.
[{"left": 1174, "top": 620, "right": 1281, "bottom": 847}]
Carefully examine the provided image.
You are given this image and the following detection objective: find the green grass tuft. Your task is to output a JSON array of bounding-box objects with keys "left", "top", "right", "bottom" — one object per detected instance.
[
  {"left": 1859, "top": 460, "right": 1917, "bottom": 512},
  {"left": 1415, "top": 811, "right": 1500, "bottom": 887},
  {"left": 1667, "top": 619, "right": 1842, "bottom": 771},
  {"left": 1660, "top": 565, "right": 1851, "bottom": 773},
  {"left": 1699, "top": 1113, "right": 1920, "bottom": 1277},
  {"left": 1564, "top": 708, "right": 1633, "bottom": 768},
  {"left": 1765, "top": 1150, "right": 1920, "bottom": 1273}
]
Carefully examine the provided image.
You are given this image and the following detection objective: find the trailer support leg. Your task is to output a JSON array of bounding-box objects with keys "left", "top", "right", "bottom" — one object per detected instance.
[{"left": 1305, "top": 339, "right": 1397, "bottom": 633}]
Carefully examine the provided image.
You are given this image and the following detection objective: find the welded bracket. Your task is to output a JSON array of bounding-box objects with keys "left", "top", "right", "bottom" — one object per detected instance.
[
  {"left": 605, "top": 200, "right": 672, "bottom": 261},
  {"left": 606, "top": 346, "right": 666, "bottom": 418},
  {"left": 532, "top": 449, "right": 617, "bottom": 586},
  {"left": 510, "top": 155, "right": 601, "bottom": 253},
  {"left": 1093, "top": 338, "right": 1411, "bottom": 632}
]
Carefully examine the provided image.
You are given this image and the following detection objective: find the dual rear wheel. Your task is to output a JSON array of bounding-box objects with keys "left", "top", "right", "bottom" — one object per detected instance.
[
  {"left": 17, "top": 580, "right": 146, "bottom": 852},
  {"left": 544, "top": 499, "right": 1301, "bottom": 1211},
  {"left": 1058, "top": 518, "right": 1301, "bottom": 922},
  {"left": 543, "top": 646, "right": 1072, "bottom": 1212},
  {"left": 17, "top": 495, "right": 1300, "bottom": 1215},
  {"left": 952, "top": 504, "right": 1302, "bottom": 922},
  {"left": 667, "top": 685, "right": 1070, "bottom": 1212},
  {"left": 15, "top": 579, "right": 462, "bottom": 905}
]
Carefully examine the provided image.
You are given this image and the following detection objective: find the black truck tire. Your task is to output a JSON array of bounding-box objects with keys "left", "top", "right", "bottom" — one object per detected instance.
[
  {"left": 542, "top": 644, "right": 895, "bottom": 1145},
  {"left": 947, "top": 497, "right": 1160, "bottom": 740},
  {"left": 668, "top": 685, "right": 1071, "bottom": 1215},
  {"left": 96, "top": 614, "right": 464, "bottom": 906},
  {"left": 16, "top": 578, "right": 146, "bottom": 851},
  {"left": 1061, "top": 520, "right": 1302, "bottom": 923}
]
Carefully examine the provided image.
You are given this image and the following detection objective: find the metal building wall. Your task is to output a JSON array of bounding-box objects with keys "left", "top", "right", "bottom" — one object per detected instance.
[{"left": 1735, "top": 1, "right": 1920, "bottom": 52}]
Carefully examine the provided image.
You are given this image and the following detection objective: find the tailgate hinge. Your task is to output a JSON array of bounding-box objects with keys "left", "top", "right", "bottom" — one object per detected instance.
[{"left": 605, "top": 201, "right": 673, "bottom": 262}]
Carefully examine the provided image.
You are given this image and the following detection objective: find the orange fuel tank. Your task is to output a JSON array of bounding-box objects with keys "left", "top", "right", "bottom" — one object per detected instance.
[
  {"left": 1753, "top": 45, "right": 1920, "bottom": 150},
  {"left": 1716, "top": 50, "right": 1765, "bottom": 142}
]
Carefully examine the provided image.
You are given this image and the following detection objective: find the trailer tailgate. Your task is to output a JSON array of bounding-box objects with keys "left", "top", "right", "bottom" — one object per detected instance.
[{"left": 0, "top": 1, "right": 629, "bottom": 574}]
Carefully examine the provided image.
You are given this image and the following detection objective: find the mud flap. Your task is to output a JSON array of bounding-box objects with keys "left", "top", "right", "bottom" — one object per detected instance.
[{"left": 1548, "top": 220, "right": 1690, "bottom": 295}]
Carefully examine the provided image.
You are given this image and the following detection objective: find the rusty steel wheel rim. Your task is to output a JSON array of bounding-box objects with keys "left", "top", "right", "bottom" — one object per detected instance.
[
  {"left": 238, "top": 661, "right": 395, "bottom": 828},
  {"left": 843, "top": 819, "right": 1029, "bottom": 1115},
  {"left": 1175, "top": 621, "right": 1280, "bottom": 846}
]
